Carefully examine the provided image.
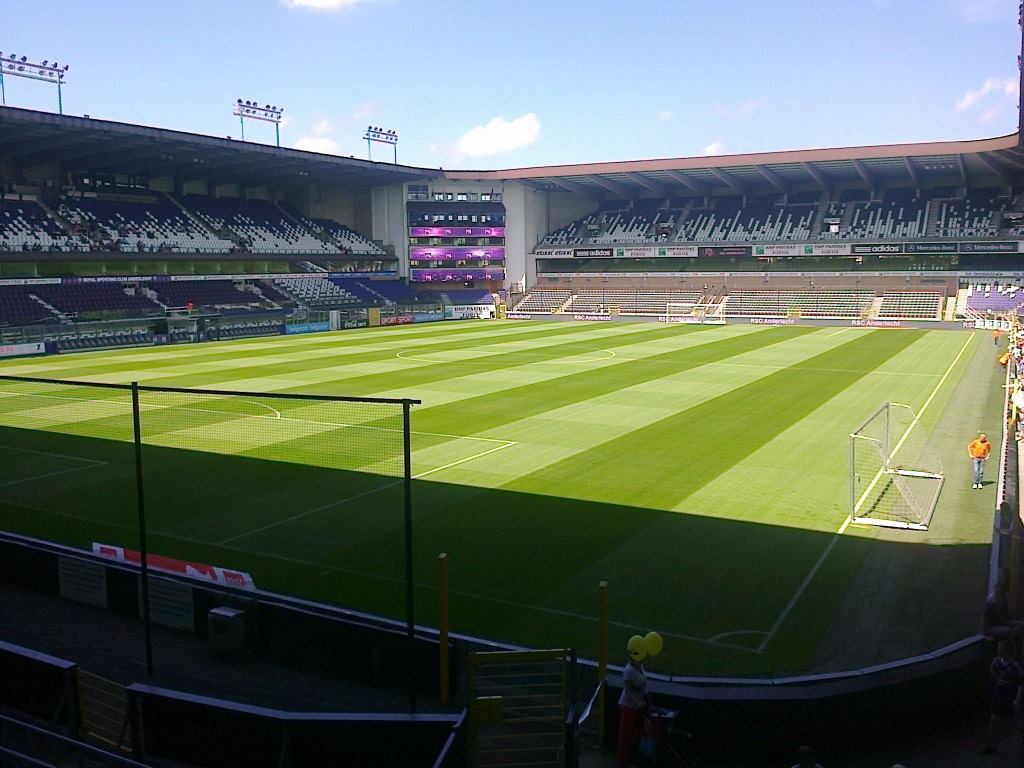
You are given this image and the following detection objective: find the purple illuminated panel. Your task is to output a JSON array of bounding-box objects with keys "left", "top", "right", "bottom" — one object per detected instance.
[
  {"left": 409, "top": 246, "right": 505, "bottom": 261},
  {"left": 409, "top": 226, "right": 505, "bottom": 238},
  {"left": 411, "top": 268, "right": 505, "bottom": 283}
]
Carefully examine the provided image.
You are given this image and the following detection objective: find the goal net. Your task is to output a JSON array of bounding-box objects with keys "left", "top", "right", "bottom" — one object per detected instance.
[{"left": 849, "top": 401, "right": 944, "bottom": 530}]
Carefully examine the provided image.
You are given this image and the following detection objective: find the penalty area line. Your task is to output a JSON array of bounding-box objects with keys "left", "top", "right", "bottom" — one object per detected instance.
[
  {"left": 756, "top": 332, "right": 975, "bottom": 654},
  {"left": 218, "top": 440, "right": 518, "bottom": 545}
]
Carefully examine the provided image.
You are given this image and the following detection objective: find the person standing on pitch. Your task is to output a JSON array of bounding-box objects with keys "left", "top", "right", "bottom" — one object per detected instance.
[{"left": 969, "top": 433, "right": 992, "bottom": 489}]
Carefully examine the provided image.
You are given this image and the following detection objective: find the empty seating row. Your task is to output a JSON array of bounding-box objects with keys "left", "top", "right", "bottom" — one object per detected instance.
[
  {"left": 183, "top": 196, "right": 339, "bottom": 254},
  {"left": 58, "top": 196, "right": 235, "bottom": 254},
  {"left": 32, "top": 283, "right": 163, "bottom": 317},
  {"left": 568, "top": 290, "right": 704, "bottom": 315},
  {"left": 513, "top": 290, "right": 572, "bottom": 313},
  {"left": 271, "top": 277, "right": 360, "bottom": 306},
  {"left": 0, "top": 285, "right": 59, "bottom": 326},
  {"left": 1, "top": 201, "right": 91, "bottom": 252},
  {"left": 876, "top": 292, "right": 943, "bottom": 319},
  {"left": 723, "top": 290, "right": 873, "bottom": 318}
]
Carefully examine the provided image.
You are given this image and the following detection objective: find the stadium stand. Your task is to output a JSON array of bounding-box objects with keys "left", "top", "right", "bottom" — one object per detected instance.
[
  {"left": 538, "top": 187, "right": 1019, "bottom": 245},
  {"left": 182, "top": 196, "right": 339, "bottom": 254},
  {"left": 300, "top": 216, "right": 386, "bottom": 255},
  {"left": 723, "top": 290, "right": 874, "bottom": 318},
  {"left": 724, "top": 196, "right": 816, "bottom": 241},
  {"left": 150, "top": 280, "right": 266, "bottom": 312},
  {"left": 0, "top": 285, "right": 59, "bottom": 326},
  {"left": 58, "top": 195, "right": 235, "bottom": 253},
  {"left": 355, "top": 279, "right": 422, "bottom": 305},
  {"left": 966, "top": 282, "right": 1024, "bottom": 315},
  {"left": 272, "top": 276, "right": 362, "bottom": 306},
  {"left": 31, "top": 283, "right": 164, "bottom": 318},
  {"left": 934, "top": 188, "right": 1005, "bottom": 238},
  {"left": 876, "top": 291, "right": 944, "bottom": 320},
  {"left": 512, "top": 289, "right": 572, "bottom": 313},
  {"left": 440, "top": 288, "right": 494, "bottom": 304},
  {"left": 568, "top": 289, "right": 703, "bottom": 315},
  {"left": 0, "top": 199, "right": 90, "bottom": 252}
]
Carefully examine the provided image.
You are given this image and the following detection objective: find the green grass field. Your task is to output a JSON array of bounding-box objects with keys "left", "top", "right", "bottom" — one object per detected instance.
[{"left": 0, "top": 320, "right": 1003, "bottom": 675}]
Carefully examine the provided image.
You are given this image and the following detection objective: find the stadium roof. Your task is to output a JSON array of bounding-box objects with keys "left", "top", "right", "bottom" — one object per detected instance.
[
  {"left": 446, "top": 134, "right": 1024, "bottom": 196},
  {"left": 0, "top": 107, "right": 440, "bottom": 188},
  {"left": 2, "top": 106, "right": 1022, "bottom": 197}
]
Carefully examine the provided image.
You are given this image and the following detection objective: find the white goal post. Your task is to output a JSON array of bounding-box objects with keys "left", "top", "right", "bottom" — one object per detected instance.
[
  {"left": 664, "top": 301, "right": 725, "bottom": 325},
  {"left": 849, "top": 401, "right": 944, "bottom": 530}
]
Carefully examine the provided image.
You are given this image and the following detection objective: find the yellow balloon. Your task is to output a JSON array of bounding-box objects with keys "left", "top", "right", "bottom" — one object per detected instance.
[
  {"left": 626, "top": 634, "right": 647, "bottom": 661},
  {"left": 644, "top": 631, "right": 664, "bottom": 657}
]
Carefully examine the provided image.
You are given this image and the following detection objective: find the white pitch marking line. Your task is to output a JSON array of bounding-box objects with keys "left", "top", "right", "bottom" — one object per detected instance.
[
  {"left": 395, "top": 348, "right": 617, "bottom": 365},
  {"left": 0, "top": 445, "right": 106, "bottom": 465},
  {"left": 0, "top": 388, "right": 512, "bottom": 446},
  {"left": 756, "top": 332, "right": 975, "bottom": 654},
  {"left": 218, "top": 440, "right": 519, "bottom": 545},
  {"left": 2, "top": 463, "right": 106, "bottom": 488}
]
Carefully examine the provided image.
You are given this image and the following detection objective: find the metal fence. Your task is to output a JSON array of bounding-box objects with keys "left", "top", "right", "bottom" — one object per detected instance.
[{"left": 0, "top": 374, "right": 419, "bottom": 691}]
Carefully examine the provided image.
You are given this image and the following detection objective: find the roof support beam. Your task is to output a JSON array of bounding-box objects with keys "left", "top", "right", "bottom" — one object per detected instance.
[
  {"left": 663, "top": 169, "right": 710, "bottom": 196},
  {"left": 902, "top": 156, "right": 920, "bottom": 188},
  {"left": 956, "top": 154, "right": 968, "bottom": 187},
  {"left": 995, "top": 148, "right": 1024, "bottom": 171},
  {"left": 585, "top": 175, "right": 634, "bottom": 196},
  {"left": 625, "top": 173, "right": 671, "bottom": 196},
  {"left": 975, "top": 152, "right": 1012, "bottom": 185},
  {"left": 800, "top": 162, "right": 830, "bottom": 192},
  {"left": 709, "top": 167, "right": 743, "bottom": 192},
  {"left": 548, "top": 176, "right": 599, "bottom": 197},
  {"left": 756, "top": 166, "right": 787, "bottom": 194},
  {"left": 852, "top": 159, "right": 874, "bottom": 191}
]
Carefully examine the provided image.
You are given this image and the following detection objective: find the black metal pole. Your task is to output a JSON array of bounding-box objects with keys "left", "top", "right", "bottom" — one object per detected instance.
[
  {"left": 403, "top": 400, "right": 416, "bottom": 714},
  {"left": 131, "top": 382, "right": 154, "bottom": 677}
]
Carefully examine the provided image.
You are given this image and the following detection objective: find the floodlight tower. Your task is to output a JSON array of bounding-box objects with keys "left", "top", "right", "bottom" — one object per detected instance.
[
  {"left": 0, "top": 52, "right": 69, "bottom": 114},
  {"left": 232, "top": 100, "right": 284, "bottom": 146},
  {"left": 364, "top": 125, "right": 399, "bottom": 163}
]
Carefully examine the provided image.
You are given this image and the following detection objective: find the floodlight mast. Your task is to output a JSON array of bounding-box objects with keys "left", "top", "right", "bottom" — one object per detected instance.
[
  {"left": 232, "top": 100, "right": 284, "bottom": 147},
  {"left": 0, "top": 52, "right": 69, "bottom": 115},
  {"left": 364, "top": 126, "right": 399, "bottom": 164}
]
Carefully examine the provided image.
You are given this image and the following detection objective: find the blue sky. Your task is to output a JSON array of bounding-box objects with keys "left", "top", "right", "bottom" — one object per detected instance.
[{"left": 3, "top": 0, "right": 1021, "bottom": 169}]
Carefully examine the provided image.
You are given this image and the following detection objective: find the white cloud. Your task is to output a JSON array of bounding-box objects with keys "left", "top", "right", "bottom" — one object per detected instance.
[
  {"left": 311, "top": 117, "right": 333, "bottom": 135},
  {"left": 282, "top": 0, "right": 367, "bottom": 10},
  {"left": 454, "top": 113, "right": 540, "bottom": 160},
  {"left": 344, "top": 101, "right": 377, "bottom": 126},
  {"left": 703, "top": 141, "right": 726, "bottom": 156},
  {"left": 951, "top": 0, "right": 1004, "bottom": 23},
  {"left": 293, "top": 135, "right": 340, "bottom": 154},
  {"left": 955, "top": 76, "right": 1018, "bottom": 111},
  {"left": 656, "top": 109, "right": 673, "bottom": 123},
  {"left": 977, "top": 106, "right": 1003, "bottom": 124},
  {"left": 714, "top": 99, "right": 760, "bottom": 117}
]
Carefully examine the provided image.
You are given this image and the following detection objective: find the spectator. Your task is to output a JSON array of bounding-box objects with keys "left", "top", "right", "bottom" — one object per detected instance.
[
  {"left": 617, "top": 638, "right": 649, "bottom": 768},
  {"left": 790, "top": 745, "right": 824, "bottom": 768},
  {"left": 969, "top": 433, "right": 992, "bottom": 489},
  {"left": 983, "top": 639, "right": 1022, "bottom": 754}
]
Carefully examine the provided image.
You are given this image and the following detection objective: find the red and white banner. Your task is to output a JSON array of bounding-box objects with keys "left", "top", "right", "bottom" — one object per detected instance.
[{"left": 92, "top": 543, "right": 255, "bottom": 589}]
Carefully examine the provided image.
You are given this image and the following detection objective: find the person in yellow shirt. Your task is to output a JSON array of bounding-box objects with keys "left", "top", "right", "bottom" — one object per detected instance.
[{"left": 969, "top": 434, "right": 992, "bottom": 489}]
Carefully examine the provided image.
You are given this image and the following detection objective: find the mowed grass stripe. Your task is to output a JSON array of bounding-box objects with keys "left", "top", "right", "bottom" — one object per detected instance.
[
  {"left": 505, "top": 329, "right": 925, "bottom": 511},
  {"left": 0, "top": 320, "right": 582, "bottom": 381},
  {"left": 260, "top": 323, "right": 722, "bottom": 398},
  {"left": 110, "top": 321, "right": 670, "bottom": 390},
  {"left": 413, "top": 326, "right": 814, "bottom": 437}
]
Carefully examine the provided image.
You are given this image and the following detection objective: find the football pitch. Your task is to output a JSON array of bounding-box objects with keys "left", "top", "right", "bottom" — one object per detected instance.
[{"left": 0, "top": 320, "right": 1003, "bottom": 675}]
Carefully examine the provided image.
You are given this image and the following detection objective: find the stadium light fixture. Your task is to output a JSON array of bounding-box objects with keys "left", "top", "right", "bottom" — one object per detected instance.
[
  {"left": 0, "top": 51, "right": 69, "bottom": 115},
  {"left": 364, "top": 125, "right": 399, "bottom": 164},
  {"left": 232, "top": 99, "right": 284, "bottom": 147}
]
